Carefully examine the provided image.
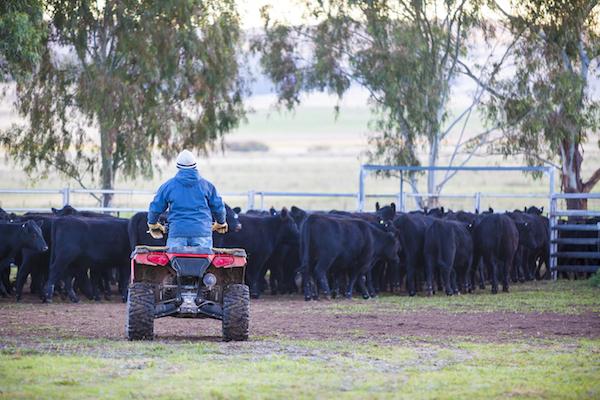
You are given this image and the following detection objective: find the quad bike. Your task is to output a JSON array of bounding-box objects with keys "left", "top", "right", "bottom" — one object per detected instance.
[{"left": 126, "top": 224, "right": 249, "bottom": 341}]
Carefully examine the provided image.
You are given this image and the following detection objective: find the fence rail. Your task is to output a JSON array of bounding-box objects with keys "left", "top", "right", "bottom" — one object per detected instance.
[
  {"left": 1, "top": 187, "right": 558, "bottom": 215},
  {"left": 549, "top": 192, "right": 600, "bottom": 277}
]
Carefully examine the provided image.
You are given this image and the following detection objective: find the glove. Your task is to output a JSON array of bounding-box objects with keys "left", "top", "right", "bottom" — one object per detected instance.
[
  {"left": 147, "top": 222, "right": 166, "bottom": 239},
  {"left": 212, "top": 221, "right": 228, "bottom": 234}
]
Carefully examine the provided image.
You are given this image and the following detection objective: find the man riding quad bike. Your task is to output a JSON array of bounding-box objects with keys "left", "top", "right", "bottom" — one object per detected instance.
[{"left": 126, "top": 150, "right": 249, "bottom": 341}]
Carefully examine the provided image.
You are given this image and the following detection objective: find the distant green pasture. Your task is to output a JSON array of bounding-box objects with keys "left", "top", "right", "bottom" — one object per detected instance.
[{"left": 1, "top": 104, "right": 599, "bottom": 212}]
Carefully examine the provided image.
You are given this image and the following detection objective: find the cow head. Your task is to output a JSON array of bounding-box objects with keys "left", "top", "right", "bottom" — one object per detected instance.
[
  {"left": 526, "top": 206, "right": 544, "bottom": 216},
  {"left": 224, "top": 204, "right": 242, "bottom": 232},
  {"left": 277, "top": 207, "right": 300, "bottom": 244},
  {"left": 19, "top": 220, "right": 48, "bottom": 253},
  {"left": 375, "top": 202, "right": 397, "bottom": 224},
  {"left": 515, "top": 221, "right": 536, "bottom": 249},
  {"left": 52, "top": 205, "right": 78, "bottom": 216},
  {"left": 290, "top": 205, "right": 308, "bottom": 227},
  {"left": 383, "top": 232, "right": 401, "bottom": 264},
  {"left": 427, "top": 207, "right": 445, "bottom": 218}
]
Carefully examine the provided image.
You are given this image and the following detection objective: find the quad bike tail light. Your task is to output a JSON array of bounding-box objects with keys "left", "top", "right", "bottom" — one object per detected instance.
[
  {"left": 212, "top": 255, "right": 235, "bottom": 268},
  {"left": 147, "top": 253, "right": 170, "bottom": 266}
]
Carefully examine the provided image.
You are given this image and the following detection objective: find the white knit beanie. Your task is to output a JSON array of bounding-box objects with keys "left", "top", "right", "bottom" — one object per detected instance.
[{"left": 176, "top": 149, "right": 197, "bottom": 169}]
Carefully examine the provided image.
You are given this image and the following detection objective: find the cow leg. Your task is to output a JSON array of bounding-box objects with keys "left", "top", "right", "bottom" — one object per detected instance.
[
  {"left": 15, "top": 256, "right": 36, "bottom": 301},
  {"left": 405, "top": 255, "right": 417, "bottom": 296},
  {"left": 0, "top": 258, "right": 11, "bottom": 297},
  {"left": 302, "top": 267, "right": 313, "bottom": 301},
  {"left": 33, "top": 262, "right": 49, "bottom": 298},
  {"left": 487, "top": 256, "right": 498, "bottom": 294},
  {"left": 440, "top": 265, "right": 453, "bottom": 296},
  {"left": 502, "top": 260, "right": 510, "bottom": 293},
  {"left": 477, "top": 258, "right": 486, "bottom": 290},
  {"left": 345, "top": 268, "right": 364, "bottom": 299},
  {"left": 424, "top": 257, "right": 435, "bottom": 296},
  {"left": 366, "top": 270, "right": 377, "bottom": 298},
  {"left": 331, "top": 274, "right": 340, "bottom": 299},
  {"left": 0, "top": 270, "right": 7, "bottom": 297},
  {"left": 503, "top": 252, "right": 515, "bottom": 293},
  {"left": 3, "top": 262, "right": 13, "bottom": 295},
  {"left": 117, "top": 264, "right": 129, "bottom": 303},
  {"left": 436, "top": 268, "right": 444, "bottom": 293},
  {"left": 246, "top": 256, "right": 269, "bottom": 299},
  {"left": 43, "top": 273, "right": 58, "bottom": 303},
  {"left": 524, "top": 251, "right": 534, "bottom": 281},
  {"left": 357, "top": 274, "right": 370, "bottom": 300},
  {"left": 64, "top": 273, "right": 80, "bottom": 303},
  {"left": 90, "top": 268, "right": 101, "bottom": 301},
  {"left": 451, "top": 269, "right": 459, "bottom": 295},
  {"left": 313, "top": 259, "right": 333, "bottom": 299}
]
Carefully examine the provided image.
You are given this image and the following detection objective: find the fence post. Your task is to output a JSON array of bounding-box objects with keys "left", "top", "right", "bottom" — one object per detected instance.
[
  {"left": 61, "top": 187, "right": 70, "bottom": 207},
  {"left": 247, "top": 190, "right": 255, "bottom": 211},
  {"left": 474, "top": 192, "right": 481, "bottom": 213},
  {"left": 259, "top": 192, "right": 265, "bottom": 210},
  {"left": 357, "top": 167, "right": 365, "bottom": 211},
  {"left": 548, "top": 168, "right": 558, "bottom": 280}
]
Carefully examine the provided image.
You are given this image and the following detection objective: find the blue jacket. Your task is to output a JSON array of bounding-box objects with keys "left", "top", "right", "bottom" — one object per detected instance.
[{"left": 147, "top": 169, "right": 225, "bottom": 238}]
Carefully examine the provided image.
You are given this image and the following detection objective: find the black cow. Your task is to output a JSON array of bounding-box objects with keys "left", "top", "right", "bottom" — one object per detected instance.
[
  {"left": 424, "top": 219, "right": 473, "bottom": 295},
  {"left": 507, "top": 210, "right": 548, "bottom": 281},
  {"left": 52, "top": 205, "right": 114, "bottom": 218},
  {"left": 375, "top": 202, "right": 398, "bottom": 223},
  {"left": 44, "top": 216, "right": 130, "bottom": 303},
  {"left": 0, "top": 208, "right": 17, "bottom": 222},
  {"left": 127, "top": 204, "right": 242, "bottom": 250},
  {"left": 472, "top": 214, "right": 519, "bottom": 294},
  {"left": 14, "top": 213, "right": 57, "bottom": 300},
  {"left": 300, "top": 214, "right": 400, "bottom": 300},
  {"left": 128, "top": 211, "right": 169, "bottom": 249},
  {"left": 214, "top": 208, "right": 299, "bottom": 298},
  {"left": 0, "top": 220, "right": 48, "bottom": 296},
  {"left": 392, "top": 213, "right": 435, "bottom": 296}
]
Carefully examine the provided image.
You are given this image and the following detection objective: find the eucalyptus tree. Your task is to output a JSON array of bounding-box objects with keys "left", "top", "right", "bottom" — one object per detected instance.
[
  {"left": 1, "top": 0, "right": 247, "bottom": 206},
  {"left": 253, "top": 0, "right": 496, "bottom": 207},
  {"left": 0, "top": 0, "right": 45, "bottom": 82},
  {"left": 483, "top": 0, "right": 600, "bottom": 209}
]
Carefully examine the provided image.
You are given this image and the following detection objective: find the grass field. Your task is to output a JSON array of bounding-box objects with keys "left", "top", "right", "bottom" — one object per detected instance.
[{"left": 0, "top": 280, "right": 599, "bottom": 399}]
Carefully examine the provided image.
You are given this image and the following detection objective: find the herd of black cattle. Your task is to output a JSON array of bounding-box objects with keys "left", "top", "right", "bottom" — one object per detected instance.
[{"left": 0, "top": 202, "right": 596, "bottom": 304}]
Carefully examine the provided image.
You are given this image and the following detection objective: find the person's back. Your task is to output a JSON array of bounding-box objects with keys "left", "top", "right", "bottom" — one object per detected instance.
[{"left": 147, "top": 150, "right": 227, "bottom": 249}]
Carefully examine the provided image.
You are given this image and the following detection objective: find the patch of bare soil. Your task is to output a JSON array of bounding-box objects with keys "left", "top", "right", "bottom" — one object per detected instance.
[{"left": 0, "top": 295, "right": 598, "bottom": 343}]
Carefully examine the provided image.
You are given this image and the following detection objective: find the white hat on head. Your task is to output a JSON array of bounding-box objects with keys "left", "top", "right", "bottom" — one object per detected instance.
[{"left": 176, "top": 149, "right": 197, "bottom": 169}]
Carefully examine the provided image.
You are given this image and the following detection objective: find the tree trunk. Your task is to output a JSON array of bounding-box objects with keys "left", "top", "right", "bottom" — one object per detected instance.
[
  {"left": 559, "top": 137, "right": 586, "bottom": 210},
  {"left": 427, "top": 135, "right": 439, "bottom": 209},
  {"left": 100, "top": 125, "right": 116, "bottom": 208}
]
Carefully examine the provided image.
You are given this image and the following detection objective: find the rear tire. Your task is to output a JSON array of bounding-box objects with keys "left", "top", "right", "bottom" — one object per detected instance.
[
  {"left": 222, "top": 284, "right": 250, "bottom": 341},
  {"left": 126, "top": 282, "right": 155, "bottom": 341}
]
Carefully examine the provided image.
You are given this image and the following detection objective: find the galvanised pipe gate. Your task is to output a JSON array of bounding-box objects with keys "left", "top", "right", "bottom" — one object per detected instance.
[
  {"left": 358, "top": 164, "right": 570, "bottom": 279},
  {"left": 550, "top": 193, "right": 600, "bottom": 276}
]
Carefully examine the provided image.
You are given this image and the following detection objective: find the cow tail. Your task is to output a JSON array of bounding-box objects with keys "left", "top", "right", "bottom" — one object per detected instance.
[
  {"left": 49, "top": 219, "right": 58, "bottom": 270},
  {"left": 299, "top": 220, "right": 312, "bottom": 299}
]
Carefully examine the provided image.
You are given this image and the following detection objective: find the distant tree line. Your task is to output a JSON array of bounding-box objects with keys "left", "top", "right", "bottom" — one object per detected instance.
[{"left": 0, "top": 0, "right": 598, "bottom": 209}]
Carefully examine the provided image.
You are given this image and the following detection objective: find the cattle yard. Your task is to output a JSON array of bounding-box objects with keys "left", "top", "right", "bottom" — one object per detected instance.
[{"left": 1, "top": 280, "right": 599, "bottom": 399}]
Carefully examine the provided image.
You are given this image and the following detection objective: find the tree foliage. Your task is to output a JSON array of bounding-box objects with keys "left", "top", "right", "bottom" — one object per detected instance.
[
  {"left": 0, "top": 0, "right": 45, "bottom": 82},
  {"left": 1, "top": 0, "right": 247, "bottom": 205},
  {"left": 252, "top": 0, "right": 487, "bottom": 206},
  {"left": 485, "top": 0, "right": 600, "bottom": 208}
]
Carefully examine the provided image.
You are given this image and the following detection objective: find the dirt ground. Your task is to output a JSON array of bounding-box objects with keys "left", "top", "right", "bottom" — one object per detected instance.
[{"left": 1, "top": 294, "right": 598, "bottom": 343}]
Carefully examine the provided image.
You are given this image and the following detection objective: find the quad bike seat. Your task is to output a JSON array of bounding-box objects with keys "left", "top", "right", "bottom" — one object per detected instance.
[
  {"left": 169, "top": 246, "right": 213, "bottom": 254},
  {"left": 133, "top": 245, "right": 247, "bottom": 258}
]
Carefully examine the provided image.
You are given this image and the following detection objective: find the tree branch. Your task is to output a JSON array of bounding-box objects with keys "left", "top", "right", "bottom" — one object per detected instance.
[
  {"left": 583, "top": 167, "right": 600, "bottom": 193},
  {"left": 45, "top": 159, "right": 102, "bottom": 204}
]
